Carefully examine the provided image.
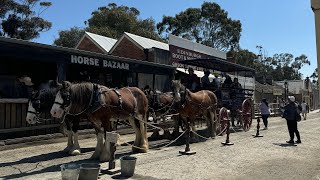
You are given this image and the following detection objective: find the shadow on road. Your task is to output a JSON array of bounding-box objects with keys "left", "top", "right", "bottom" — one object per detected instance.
[
  {"left": 0, "top": 147, "right": 95, "bottom": 168},
  {"left": 273, "top": 143, "right": 297, "bottom": 147}
]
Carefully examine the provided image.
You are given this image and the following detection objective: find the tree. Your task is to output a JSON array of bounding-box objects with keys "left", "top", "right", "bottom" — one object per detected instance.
[
  {"left": 54, "top": 3, "right": 162, "bottom": 47},
  {"left": 157, "top": 2, "right": 242, "bottom": 51},
  {"left": 310, "top": 68, "right": 318, "bottom": 84},
  {"left": 54, "top": 27, "right": 85, "bottom": 48},
  {"left": 0, "top": 0, "right": 52, "bottom": 40}
]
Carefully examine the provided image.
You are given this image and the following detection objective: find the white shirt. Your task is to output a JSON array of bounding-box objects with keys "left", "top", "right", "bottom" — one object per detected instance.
[{"left": 301, "top": 103, "right": 307, "bottom": 111}]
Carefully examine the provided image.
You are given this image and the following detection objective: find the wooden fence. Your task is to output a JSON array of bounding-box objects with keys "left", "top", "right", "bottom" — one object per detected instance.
[{"left": 0, "top": 99, "right": 63, "bottom": 140}]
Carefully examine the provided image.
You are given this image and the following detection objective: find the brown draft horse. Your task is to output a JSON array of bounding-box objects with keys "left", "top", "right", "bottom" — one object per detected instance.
[
  {"left": 50, "top": 81, "right": 149, "bottom": 162},
  {"left": 145, "top": 90, "right": 180, "bottom": 139},
  {"left": 171, "top": 80, "right": 218, "bottom": 138}
]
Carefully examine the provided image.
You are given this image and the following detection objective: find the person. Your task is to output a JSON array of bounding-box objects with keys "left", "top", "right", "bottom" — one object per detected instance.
[
  {"left": 283, "top": 96, "right": 301, "bottom": 144},
  {"left": 301, "top": 100, "right": 308, "bottom": 120},
  {"left": 259, "top": 98, "right": 270, "bottom": 130},
  {"left": 184, "top": 68, "right": 200, "bottom": 91},
  {"left": 222, "top": 75, "right": 233, "bottom": 88},
  {"left": 231, "top": 78, "right": 242, "bottom": 89},
  {"left": 201, "top": 70, "right": 211, "bottom": 88},
  {"left": 279, "top": 98, "right": 285, "bottom": 118}
]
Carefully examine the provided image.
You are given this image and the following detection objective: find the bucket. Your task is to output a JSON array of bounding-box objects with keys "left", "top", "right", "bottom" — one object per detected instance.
[
  {"left": 120, "top": 156, "right": 137, "bottom": 177},
  {"left": 79, "top": 163, "right": 101, "bottom": 180},
  {"left": 60, "top": 163, "right": 80, "bottom": 180}
]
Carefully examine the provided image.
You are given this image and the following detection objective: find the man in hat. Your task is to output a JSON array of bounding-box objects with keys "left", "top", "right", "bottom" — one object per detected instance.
[
  {"left": 283, "top": 96, "right": 301, "bottom": 144},
  {"left": 201, "top": 70, "right": 211, "bottom": 89},
  {"left": 184, "top": 68, "right": 200, "bottom": 91}
]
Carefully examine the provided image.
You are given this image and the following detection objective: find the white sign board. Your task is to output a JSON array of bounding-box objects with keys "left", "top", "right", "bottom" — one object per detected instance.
[{"left": 105, "top": 132, "right": 120, "bottom": 143}]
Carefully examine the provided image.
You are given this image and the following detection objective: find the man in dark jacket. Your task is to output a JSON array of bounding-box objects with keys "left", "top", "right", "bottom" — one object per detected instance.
[{"left": 283, "top": 96, "right": 301, "bottom": 144}]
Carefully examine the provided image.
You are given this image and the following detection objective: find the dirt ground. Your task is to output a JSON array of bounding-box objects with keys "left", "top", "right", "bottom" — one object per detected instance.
[{"left": 0, "top": 111, "right": 320, "bottom": 180}]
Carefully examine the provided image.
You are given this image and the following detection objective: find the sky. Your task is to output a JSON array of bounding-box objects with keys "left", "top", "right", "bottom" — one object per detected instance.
[{"left": 34, "top": 0, "right": 317, "bottom": 78}]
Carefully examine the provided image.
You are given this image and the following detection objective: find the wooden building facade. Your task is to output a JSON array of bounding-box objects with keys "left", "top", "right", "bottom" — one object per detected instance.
[{"left": 0, "top": 36, "right": 175, "bottom": 140}]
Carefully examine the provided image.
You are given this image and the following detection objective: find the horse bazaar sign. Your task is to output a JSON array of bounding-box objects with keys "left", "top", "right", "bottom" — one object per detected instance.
[{"left": 71, "top": 55, "right": 130, "bottom": 70}]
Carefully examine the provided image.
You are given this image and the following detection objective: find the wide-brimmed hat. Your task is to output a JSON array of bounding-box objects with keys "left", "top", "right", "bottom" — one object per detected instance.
[
  {"left": 18, "top": 76, "right": 34, "bottom": 86},
  {"left": 288, "top": 96, "right": 295, "bottom": 102}
]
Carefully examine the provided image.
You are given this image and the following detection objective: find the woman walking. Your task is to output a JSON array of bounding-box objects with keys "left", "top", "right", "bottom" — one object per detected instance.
[
  {"left": 283, "top": 96, "right": 301, "bottom": 144},
  {"left": 259, "top": 98, "right": 270, "bottom": 130}
]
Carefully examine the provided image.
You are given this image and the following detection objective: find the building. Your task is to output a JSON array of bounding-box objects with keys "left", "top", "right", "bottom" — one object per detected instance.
[{"left": 0, "top": 36, "right": 175, "bottom": 139}]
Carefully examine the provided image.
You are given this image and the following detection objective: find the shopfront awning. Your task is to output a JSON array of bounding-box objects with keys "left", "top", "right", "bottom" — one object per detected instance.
[
  {"left": 176, "top": 68, "right": 215, "bottom": 80},
  {"left": 178, "top": 58, "right": 255, "bottom": 75}
]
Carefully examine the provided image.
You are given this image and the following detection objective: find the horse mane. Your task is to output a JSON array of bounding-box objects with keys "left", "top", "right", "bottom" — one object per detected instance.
[
  {"left": 68, "top": 82, "right": 94, "bottom": 114},
  {"left": 38, "top": 88, "right": 58, "bottom": 111}
]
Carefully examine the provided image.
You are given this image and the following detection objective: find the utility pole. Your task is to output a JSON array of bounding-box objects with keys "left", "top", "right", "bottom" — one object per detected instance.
[{"left": 311, "top": 0, "right": 320, "bottom": 109}]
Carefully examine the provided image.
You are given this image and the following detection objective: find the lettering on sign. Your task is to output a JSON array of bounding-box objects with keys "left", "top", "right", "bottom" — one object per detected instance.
[
  {"left": 71, "top": 55, "right": 99, "bottom": 66},
  {"left": 103, "top": 60, "right": 129, "bottom": 70},
  {"left": 70, "top": 55, "right": 130, "bottom": 70}
]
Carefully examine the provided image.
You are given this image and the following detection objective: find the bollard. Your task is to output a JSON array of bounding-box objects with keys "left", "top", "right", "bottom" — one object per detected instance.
[
  {"left": 179, "top": 121, "right": 196, "bottom": 155},
  {"left": 253, "top": 117, "right": 263, "bottom": 138},
  {"left": 109, "top": 142, "right": 116, "bottom": 169},
  {"left": 221, "top": 119, "right": 234, "bottom": 146}
]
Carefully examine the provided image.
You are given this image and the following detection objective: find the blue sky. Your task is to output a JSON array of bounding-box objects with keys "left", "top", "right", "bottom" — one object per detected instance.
[{"left": 34, "top": 0, "right": 317, "bottom": 78}]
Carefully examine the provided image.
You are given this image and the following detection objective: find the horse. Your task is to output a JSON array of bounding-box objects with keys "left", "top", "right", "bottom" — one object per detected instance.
[
  {"left": 50, "top": 81, "right": 149, "bottom": 162},
  {"left": 145, "top": 89, "right": 180, "bottom": 139},
  {"left": 171, "top": 80, "right": 218, "bottom": 138},
  {"left": 26, "top": 80, "right": 84, "bottom": 155}
]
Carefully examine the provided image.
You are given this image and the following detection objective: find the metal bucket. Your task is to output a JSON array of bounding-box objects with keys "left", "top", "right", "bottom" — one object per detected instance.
[
  {"left": 79, "top": 163, "right": 101, "bottom": 180},
  {"left": 60, "top": 163, "right": 80, "bottom": 180},
  {"left": 120, "top": 156, "right": 137, "bottom": 177}
]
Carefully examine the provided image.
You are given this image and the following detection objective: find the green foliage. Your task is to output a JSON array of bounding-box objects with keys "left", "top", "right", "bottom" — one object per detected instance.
[
  {"left": 53, "top": 27, "right": 85, "bottom": 48},
  {"left": 54, "top": 3, "right": 162, "bottom": 47},
  {"left": 232, "top": 50, "right": 310, "bottom": 81},
  {"left": 0, "top": 0, "right": 52, "bottom": 40},
  {"left": 157, "top": 2, "right": 241, "bottom": 51}
]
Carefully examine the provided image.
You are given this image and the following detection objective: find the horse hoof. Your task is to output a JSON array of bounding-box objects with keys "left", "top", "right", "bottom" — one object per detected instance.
[
  {"left": 63, "top": 147, "right": 72, "bottom": 153},
  {"left": 90, "top": 153, "right": 100, "bottom": 160},
  {"left": 99, "top": 156, "right": 110, "bottom": 162},
  {"left": 69, "top": 149, "right": 81, "bottom": 156},
  {"left": 132, "top": 147, "right": 148, "bottom": 153}
]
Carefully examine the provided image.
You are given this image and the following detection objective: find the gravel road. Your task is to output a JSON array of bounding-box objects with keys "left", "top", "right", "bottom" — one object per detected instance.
[{"left": 0, "top": 111, "right": 320, "bottom": 180}]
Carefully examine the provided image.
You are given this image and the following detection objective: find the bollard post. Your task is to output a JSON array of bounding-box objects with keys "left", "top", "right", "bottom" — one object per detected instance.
[
  {"left": 104, "top": 132, "right": 121, "bottom": 175},
  {"left": 179, "top": 121, "right": 196, "bottom": 155},
  {"left": 109, "top": 142, "right": 116, "bottom": 169},
  {"left": 253, "top": 117, "right": 263, "bottom": 138},
  {"left": 221, "top": 119, "right": 234, "bottom": 146}
]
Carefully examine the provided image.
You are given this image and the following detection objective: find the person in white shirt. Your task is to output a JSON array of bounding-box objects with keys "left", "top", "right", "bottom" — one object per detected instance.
[
  {"left": 259, "top": 98, "right": 271, "bottom": 130},
  {"left": 301, "top": 101, "right": 308, "bottom": 120}
]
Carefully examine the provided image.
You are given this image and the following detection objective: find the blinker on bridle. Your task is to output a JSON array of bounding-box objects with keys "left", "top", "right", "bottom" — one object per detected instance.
[{"left": 54, "top": 90, "right": 71, "bottom": 110}]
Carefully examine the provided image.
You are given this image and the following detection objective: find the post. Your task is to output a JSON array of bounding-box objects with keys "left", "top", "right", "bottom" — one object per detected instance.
[
  {"left": 311, "top": 0, "right": 320, "bottom": 108},
  {"left": 253, "top": 117, "right": 263, "bottom": 137},
  {"left": 179, "top": 121, "right": 196, "bottom": 155},
  {"left": 221, "top": 118, "right": 234, "bottom": 146},
  {"left": 109, "top": 142, "right": 116, "bottom": 169}
]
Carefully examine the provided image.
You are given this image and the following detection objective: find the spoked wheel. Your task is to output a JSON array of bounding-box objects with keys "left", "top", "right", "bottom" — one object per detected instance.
[
  {"left": 217, "top": 107, "right": 229, "bottom": 136},
  {"left": 242, "top": 98, "right": 253, "bottom": 132}
]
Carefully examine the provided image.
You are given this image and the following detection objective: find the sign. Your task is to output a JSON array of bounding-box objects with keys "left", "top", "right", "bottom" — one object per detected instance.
[
  {"left": 170, "top": 45, "right": 210, "bottom": 64},
  {"left": 273, "top": 88, "right": 283, "bottom": 96},
  {"left": 71, "top": 55, "right": 130, "bottom": 70},
  {"left": 105, "top": 132, "right": 120, "bottom": 143}
]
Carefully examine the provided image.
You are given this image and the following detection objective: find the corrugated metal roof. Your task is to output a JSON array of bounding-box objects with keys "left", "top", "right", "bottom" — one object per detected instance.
[
  {"left": 85, "top": 32, "right": 117, "bottom": 52},
  {"left": 125, "top": 32, "right": 169, "bottom": 51}
]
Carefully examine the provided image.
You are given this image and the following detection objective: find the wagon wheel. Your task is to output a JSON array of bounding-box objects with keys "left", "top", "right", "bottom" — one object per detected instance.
[
  {"left": 217, "top": 107, "right": 229, "bottom": 136},
  {"left": 241, "top": 98, "right": 253, "bottom": 132}
]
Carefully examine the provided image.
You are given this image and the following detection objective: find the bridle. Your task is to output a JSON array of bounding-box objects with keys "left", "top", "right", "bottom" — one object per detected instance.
[
  {"left": 27, "top": 90, "right": 53, "bottom": 122},
  {"left": 54, "top": 84, "right": 95, "bottom": 116},
  {"left": 53, "top": 89, "right": 71, "bottom": 110}
]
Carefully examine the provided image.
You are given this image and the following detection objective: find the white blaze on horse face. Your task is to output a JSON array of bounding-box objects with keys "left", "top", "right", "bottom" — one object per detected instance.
[
  {"left": 50, "top": 91, "right": 64, "bottom": 118},
  {"left": 26, "top": 101, "right": 37, "bottom": 124},
  {"left": 172, "top": 81, "right": 181, "bottom": 102}
]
